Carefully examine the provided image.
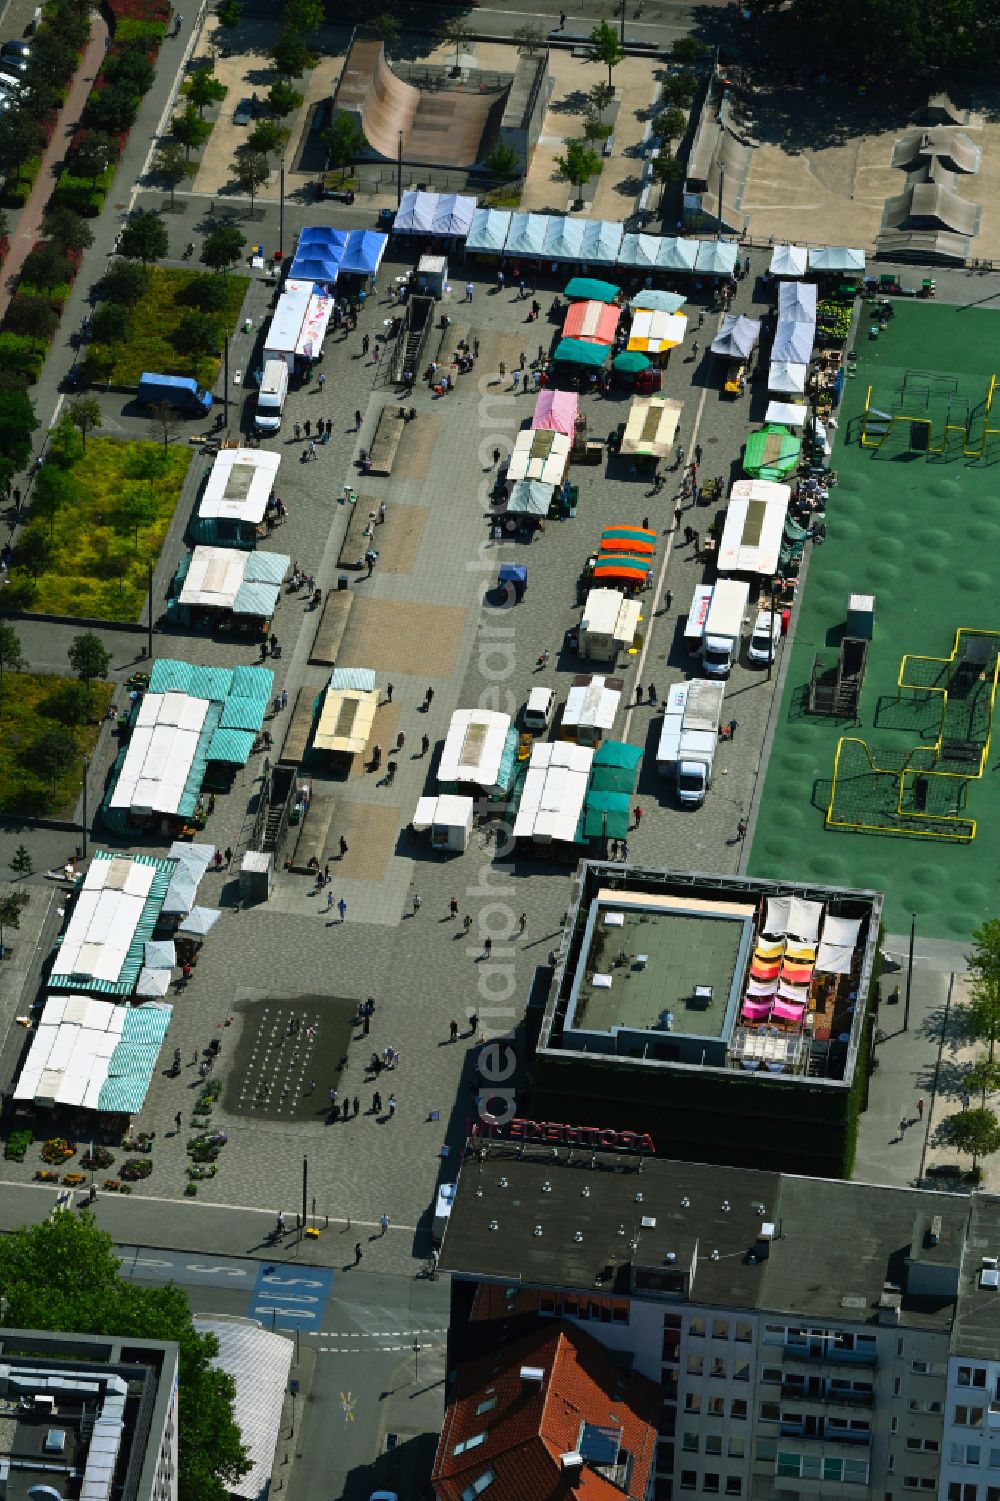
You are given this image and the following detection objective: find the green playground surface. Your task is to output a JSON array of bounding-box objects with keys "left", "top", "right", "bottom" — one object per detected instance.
[{"left": 748, "top": 301, "right": 1000, "bottom": 940}]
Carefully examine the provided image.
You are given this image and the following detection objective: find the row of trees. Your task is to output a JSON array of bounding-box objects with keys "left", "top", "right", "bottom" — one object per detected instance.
[
  {"left": 951, "top": 920, "right": 1000, "bottom": 1172},
  {"left": 745, "top": 0, "right": 1000, "bottom": 80},
  {"left": 0, "top": 0, "right": 91, "bottom": 194}
]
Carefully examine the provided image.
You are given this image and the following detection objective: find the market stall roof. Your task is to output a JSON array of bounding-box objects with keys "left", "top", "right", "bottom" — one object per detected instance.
[
  {"left": 135, "top": 967, "right": 171, "bottom": 997},
  {"left": 394, "top": 189, "right": 475, "bottom": 236},
  {"left": 287, "top": 255, "right": 340, "bottom": 285},
  {"left": 564, "top": 276, "right": 619, "bottom": 302},
  {"left": 629, "top": 289, "right": 685, "bottom": 313},
  {"left": 13, "top": 993, "right": 172, "bottom": 1113},
  {"left": 579, "top": 218, "right": 625, "bottom": 265},
  {"left": 199, "top": 448, "right": 281, "bottom": 526},
  {"left": 710, "top": 313, "right": 761, "bottom": 360},
  {"left": 620, "top": 396, "right": 682, "bottom": 458},
  {"left": 512, "top": 740, "right": 593, "bottom": 842},
  {"left": 177, "top": 905, "right": 222, "bottom": 938},
  {"left": 143, "top": 939, "right": 176, "bottom": 969},
  {"left": 179, "top": 547, "right": 289, "bottom": 616},
  {"left": 590, "top": 738, "right": 642, "bottom": 793},
  {"left": 591, "top": 552, "right": 651, "bottom": 584},
  {"left": 581, "top": 588, "right": 641, "bottom": 644},
  {"left": 504, "top": 211, "right": 550, "bottom": 259},
  {"left": 506, "top": 479, "right": 554, "bottom": 515},
  {"left": 771, "top": 319, "right": 814, "bottom": 364},
  {"left": 777, "top": 280, "right": 818, "bottom": 321},
  {"left": 109, "top": 692, "right": 210, "bottom": 816},
  {"left": 765, "top": 400, "right": 808, "bottom": 427},
  {"left": 465, "top": 207, "right": 512, "bottom": 253},
  {"left": 50, "top": 852, "right": 175, "bottom": 996},
  {"left": 508, "top": 427, "right": 571, "bottom": 486},
  {"left": 552, "top": 337, "right": 608, "bottom": 367},
  {"left": 808, "top": 245, "right": 865, "bottom": 272},
  {"left": 564, "top": 675, "right": 622, "bottom": 736},
  {"left": 767, "top": 361, "right": 808, "bottom": 393},
  {"left": 694, "top": 239, "right": 738, "bottom": 275},
  {"left": 411, "top": 792, "right": 474, "bottom": 835},
  {"left": 542, "top": 216, "right": 585, "bottom": 261},
  {"left": 582, "top": 788, "right": 630, "bottom": 838},
  {"left": 600, "top": 525, "right": 656, "bottom": 555},
  {"left": 743, "top": 425, "right": 801, "bottom": 481},
  {"left": 438, "top": 709, "right": 513, "bottom": 792},
  {"left": 563, "top": 298, "right": 621, "bottom": 345},
  {"left": 617, "top": 233, "right": 697, "bottom": 271},
  {"left": 314, "top": 679, "right": 378, "bottom": 757},
  {"left": 612, "top": 350, "right": 650, "bottom": 373},
  {"left": 719, "top": 480, "right": 791, "bottom": 575},
  {"left": 162, "top": 841, "right": 214, "bottom": 916},
  {"left": 628, "top": 308, "right": 687, "bottom": 353},
  {"left": 769, "top": 243, "right": 808, "bottom": 277},
  {"left": 339, "top": 228, "right": 387, "bottom": 276},
  {"left": 531, "top": 388, "right": 578, "bottom": 435},
  {"left": 298, "top": 225, "right": 349, "bottom": 250}
]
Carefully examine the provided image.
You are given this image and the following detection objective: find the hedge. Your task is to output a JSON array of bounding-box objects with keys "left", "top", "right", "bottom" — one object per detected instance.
[
  {"left": 1, "top": 156, "right": 43, "bottom": 208},
  {"left": 114, "top": 16, "right": 167, "bottom": 45},
  {"left": 52, "top": 163, "right": 115, "bottom": 216},
  {"left": 0, "top": 333, "right": 45, "bottom": 383}
]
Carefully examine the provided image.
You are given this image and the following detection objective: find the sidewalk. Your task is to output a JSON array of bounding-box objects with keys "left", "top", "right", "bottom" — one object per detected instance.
[{"left": 0, "top": 10, "right": 109, "bottom": 323}]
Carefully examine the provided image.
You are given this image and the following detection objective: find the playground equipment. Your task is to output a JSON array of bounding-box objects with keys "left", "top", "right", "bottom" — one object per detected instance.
[
  {"left": 808, "top": 593, "right": 874, "bottom": 718},
  {"left": 826, "top": 626, "right": 1000, "bottom": 842},
  {"left": 860, "top": 369, "right": 999, "bottom": 458}
]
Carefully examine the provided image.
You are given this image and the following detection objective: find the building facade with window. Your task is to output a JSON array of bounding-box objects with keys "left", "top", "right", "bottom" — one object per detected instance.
[
  {"left": 938, "top": 1196, "right": 1000, "bottom": 1501},
  {"left": 440, "top": 1144, "right": 991, "bottom": 1501}
]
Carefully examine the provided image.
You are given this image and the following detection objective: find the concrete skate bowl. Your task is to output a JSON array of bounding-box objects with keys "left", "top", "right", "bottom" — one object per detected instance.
[{"left": 334, "top": 38, "right": 509, "bottom": 171}]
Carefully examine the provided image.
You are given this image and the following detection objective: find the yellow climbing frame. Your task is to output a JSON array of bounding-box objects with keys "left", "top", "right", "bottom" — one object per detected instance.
[
  {"left": 860, "top": 375, "right": 999, "bottom": 455},
  {"left": 826, "top": 627, "right": 1000, "bottom": 841}
]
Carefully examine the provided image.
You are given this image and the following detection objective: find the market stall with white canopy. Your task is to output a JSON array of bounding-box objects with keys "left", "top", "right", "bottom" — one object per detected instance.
[{"left": 507, "top": 428, "right": 571, "bottom": 486}]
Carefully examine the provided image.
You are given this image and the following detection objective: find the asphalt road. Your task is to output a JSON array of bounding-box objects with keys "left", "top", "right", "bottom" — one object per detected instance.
[{"left": 115, "top": 1244, "right": 449, "bottom": 1501}]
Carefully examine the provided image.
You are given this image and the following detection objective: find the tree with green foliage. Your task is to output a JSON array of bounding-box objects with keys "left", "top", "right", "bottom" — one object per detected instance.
[
  {"left": 21, "top": 242, "right": 73, "bottom": 291},
  {"left": 70, "top": 132, "right": 118, "bottom": 186},
  {"left": 117, "top": 482, "right": 158, "bottom": 547},
  {"left": 651, "top": 106, "right": 687, "bottom": 148},
  {"left": 950, "top": 1105, "right": 1000, "bottom": 1173},
  {"left": 583, "top": 116, "right": 612, "bottom": 144},
  {"left": 118, "top": 209, "right": 169, "bottom": 268},
  {"left": 0, "top": 109, "right": 45, "bottom": 185},
  {"left": 31, "top": 464, "right": 73, "bottom": 538},
  {"left": 171, "top": 102, "right": 212, "bottom": 160},
  {"left": 187, "top": 63, "right": 226, "bottom": 115},
  {"left": 102, "top": 258, "right": 148, "bottom": 305},
  {"left": 0, "top": 891, "right": 21, "bottom": 953},
  {"left": 672, "top": 35, "right": 706, "bottom": 63},
  {"left": 367, "top": 11, "right": 400, "bottom": 42},
  {"left": 67, "top": 397, "right": 102, "bottom": 451},
  {"left": 554, "top": 138, "right": 601, "bottom": 201},
  {"left": 68, "top": 632, "right": 110, "bottom": 703},
  {"left": 484, "top": 140, "right": 520, "bottom": 195},
  {"left": 271, "top": 30, "right": 312, "bottom": 77},
  {"left": 25, "top": 28, "right": 78, "bottom": 87},
  {"left": 0, "top": 386, "right": 38, "bottom": 490},
  {"left": 322, "top": 112, "right": 365, "bottom": 178},
  {"left": 0, "top": 1213, "right": 250, "bottom": 1501},
  {"left": 173, "top": 313, "right": 222, "bottom": 363},
  {"left": 201, "top": 222, "right": 246, "bottom": 275},
  {"left": 41, "top": 679, "right": 90, "bottom": 726},
  {"left": 5, "top": 296, "right": 59, "bottom": 350},
  {"left": 43, "top": 205, "right": 94, "bottom": 254},
  {"left": 588, "top": 82, "right": 614, "bottom": 117},
  {"left": 266, "top": 78, "right": 303, "bottom": 118},
  {"left": 967, "top": 918, "right": 1000, "bottom": 1060},
  {"left": 513, "top": 22, "right": 544, "bottom": 53},
  {"left": 661, "top": 71, "right": 698, "bottom": 108},
  {"left": 154, "top": 141, "right": 195, "bottom": 207},
  {"left": 439, "top": 16, "right": 472, "bottom": 70},
  {"left": 651, "top": 148, "right": 685, "bottom": 203},
  {"left": 216, "top": 0, "right": 242, "bottom": 28},
  {"left": 184, "top": 273, "right": 230, "bottom": 313},
  {"left": 46, "top": 413, "right": 81, "bottom": 470},
  {"left": 91, "top": 302, "right": 131, "bottom": 345},
  {"left": 966, "top": 1055, "right": 1000, "bottom": 1106},
  {"left": 9, "top": 843, "right": 32, "bottom": 880},
  {"left": 589, "top": 19, "right": 624, "bottom": 87},
  {"left": 248, "top": 119, "right": 287, "bottom": 158},
  {"left": 84, "top": 81, "right": 141, "bottom": 134},
  {"left": 103, "top": 46, "right": 155, "bottom": 95},
  {"left": 32, "top": 726, "right": 77, "bottom": 793},
  {"left": 232, "top": 148, "right": 270, "bottom": 211},
  {"left": 0, "top": 622, "right": 25, "bottom": 697}
]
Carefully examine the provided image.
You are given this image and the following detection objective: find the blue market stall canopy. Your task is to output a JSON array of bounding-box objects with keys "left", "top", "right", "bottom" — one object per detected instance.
[
  {"left": 339, "top": 228, "right": 387, "bottom": 276},
  {"left": 465, "top": 207, "right": 512, "bottom": 253},
  {"left": 298, "top": 226, "right": 349, "bottom": 251},
  {"left": 287, "top": 255, "right": 341, "bottom": 285}
]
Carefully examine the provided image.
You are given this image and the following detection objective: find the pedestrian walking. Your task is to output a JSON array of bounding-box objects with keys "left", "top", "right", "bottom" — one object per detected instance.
[
  {"left": 676, "top": 444, "right": 685, "bottom": 467},
  {"left": 385, "top": 682, "right": 393, "bottom": 703},
  {"left": 518, "top": 912, "right": 527, "bottom": 934},
  {"left": 484, "top": 936, "right": 493, "bottom": 958},
  {"left": 962, "top": 1090, "right": 971, "bottom": 1109},
  {"left": 727, "top": 718, "right": 739, "bottom": 740},
  {"left": 373, "top": 1089, "right": 382, "bottom": 1113},
  {"left": 380, "top": 1212, "right": 390, "bottom": 1235},
  {"left": 634, "top": 805, "right": 643, "bottom": 826},
  {"left": 318, "top": 372, "right": 326, "bottom": 391},
  {"left": 421, "top": 733, "right": 429, "bottom": 755},
  {"left": 519, "top": 351, "right": 526, "bottom": 370},
  {"left": 465, "top": 281, "right": 474, "bottom": 301},
  {"left": 648, "top": 684, "right": 658, "bottom": 704},
  {"left": 396, "top": 731, "right": 405, "bottom": 752},
  {"left": 450, "top": 1019, "right": 459, "bottom": 1042},
  {"left": 293, "top": 422, "right": 301, "bottom": 440},
  {"left": 412, "top": 894, "right": 421, "bottom": 914},
  {"left": 511, "top": 370, "right": 520, "bottom": 392},
  {"left": 917, "top": 1097, "right": 925, "bottom": 1120},
  {"left": 559, "top": 7, "right": 566, "bottom": 23},
  {"left": 174, "top": 1111, "right": 182, "bottom": 1131},
  {"left": 499, "top": 360, "right": 506, "bottom": 380},
  {"left": 468, "top": 1011, "right": 478, "bottom": 1035},
  {"left": 307, "top": 439, "right": 317, "bottom": 460},
  {"left": 354, "top": 1242, "right": 363, "bottom": 1265},
  {"left": 695, "top": 443, "right": 702, "bottom": 466},
  {"left": 329, "top": 1087, "right": 338, "bottom": 1108},
  {"left": 424, "top": 686, "right": 434, "bottom": 709},
  {"left": 636, "top": 684, "right": 644, "bottom": 704},
  {"left": 304, "top": 419, "right": 311, "bottom": 437},
  {"left": 353, "top": 1095, "right": 360, "bottom": 1117},
  {"left": 373, "top": 345, "right": 381, "bottom": 365},
  {"left": 492, "top": 446, "right": 501, "bottom": 466},
  {"left": 674, "top": 502, "right": 683, "bottom": 530},
  {"left": 663, "top": 587, "right": 673, "bottom": 611},
  {"left": 281, "top": 688, "right": 288, "bottom": 709},
  {"left": 355, "top": 409, "right": 362, "bottom": 430},
  {"left": 326, "top": 890, "right": 335, "bottom": 910},
  {"left": 339, "top": 834, "right": 348, "bottom": 857},
  {"left": 362, "top": 334, "right": 370, "bottom": 356},
  {"left": 388, "top": 1093, "right": 397, "bottom": 1118},
  {"left": 378, "top": 500, "right": 386, "bottom": 523},
  {"left": 450, "top": 897, "right": 459, "bottom": 918},
  {"left": 337, "top": 897, "right": 347, "bottom": 922},
  {"left": 463, "top": 913, "right": 473, "bottom": 933},
  {"left": 690, "top": 340, "right": 699, "bottom": 359},
  {"left": 735, "top": 817, "right": 748, "bottom": 842}
]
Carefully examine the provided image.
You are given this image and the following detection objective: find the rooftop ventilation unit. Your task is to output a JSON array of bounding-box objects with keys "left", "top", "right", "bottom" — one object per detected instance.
[
  {"left": 928, "top": 1215, "right": 942, "bottom": 1247},
  {"left": 520, "top": 1366, "right": 545, "bottom": 1385},
  {"left": 980, "top": 1267, "right": 999, "bottom": 1290},
  {"left": 561, "top": 1452, "right": 584, "bottom": 1471}
]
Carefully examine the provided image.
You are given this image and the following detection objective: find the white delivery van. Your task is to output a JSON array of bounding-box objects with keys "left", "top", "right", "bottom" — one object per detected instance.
[
  {"left": 655, "top": 679, "right": 725, "bottom": 805},
  {"left": 702, "top": 579, "right": 750, "bottom": 678},
  {"left": 684, "top": 583, "right": 714, "bottom": 657},
  {"left": 255, "top": 359, "right": 289, "bottom": 433},
  {"left": 747, "top": 609, "right": 782, "bottom": 666},
  {"left": 522, "top": 686, "right": 556, "bottom": 733}
]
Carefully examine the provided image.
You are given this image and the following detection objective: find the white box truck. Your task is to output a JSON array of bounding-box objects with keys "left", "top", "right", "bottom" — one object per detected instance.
[
  {"left": 702, "top": 579, "right": 750, "bottom": 677},
  {"left": 255, "top": 358, "right": 289, "bottom": 433},
  {"left": 684, "top": 583, "right": 713, "bottom": 656},
  {"left": 656, "top": 679, "right": 725, "bottom": 804}
]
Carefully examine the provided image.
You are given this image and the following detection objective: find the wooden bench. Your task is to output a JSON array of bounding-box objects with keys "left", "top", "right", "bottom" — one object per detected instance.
[
  {"left": 367, "top": 406, "right": 406, "bottom": 475},
  {"left": 338, "top": 497, "right": 383, "bottom": 570},
  {"left": 289, "top": 793, "right": 336, "bottom": 873},
  {"left": 309, "top": 589, "right": 353, "bottom": 666},
  {"left": 280, "top": 687, "right": 316, "bottom": 766}
]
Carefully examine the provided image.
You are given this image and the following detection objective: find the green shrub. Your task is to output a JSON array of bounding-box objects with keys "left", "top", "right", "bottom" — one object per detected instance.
[
  {"left": 4, "top": 1128, "right": 32, "bottom": 1161},
  {"left": 114, "top": 17, "right": 167, "bottom": 46},
  {"left": 52, "top": 166, "right": 113, "bottom": 217},
  {"left": 0, "top": 332, "right": 45, "bottom": 383},
  {"left": 1, "top": 156, "right": 43, "bottom": 208}
]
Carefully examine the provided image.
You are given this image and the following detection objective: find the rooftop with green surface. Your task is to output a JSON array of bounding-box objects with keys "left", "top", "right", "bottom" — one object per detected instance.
[{"left": 748, "top": 301, "right": 1000, "bottom": 940}]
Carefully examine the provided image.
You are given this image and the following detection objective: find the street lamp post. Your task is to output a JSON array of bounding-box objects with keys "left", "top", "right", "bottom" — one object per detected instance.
[
  {"left": 903, "top": 911, "right": 916, "bottom": 1032},
  {"left": 412, "top": 1337, "right": 421, "bottom": 1383},
  {"left": 279, "top": 155, "right": 286, "bottom": 263},
  {"left": 81, "top": 756, "right": 89, "bottom": 858}
]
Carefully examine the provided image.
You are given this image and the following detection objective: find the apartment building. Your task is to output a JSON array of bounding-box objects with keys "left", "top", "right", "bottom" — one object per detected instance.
[
  {"left": 939, "top": 1194, "right": 1000, "bottom": 1501},
  {"left": 440, "top": 1142, "right": 990, "bottom": 1501}
]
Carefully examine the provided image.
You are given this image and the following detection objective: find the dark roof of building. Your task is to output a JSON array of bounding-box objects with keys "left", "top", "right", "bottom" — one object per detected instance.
[
  {"left": 432, "top": 1322, "right": 659, "bottom": 1501},
  {"left": 952, "top": 1192, "right": 1000, "bottom": 1358},
  {"left": 440, "top": 1146, "right": 967, "bottom": 1333}
]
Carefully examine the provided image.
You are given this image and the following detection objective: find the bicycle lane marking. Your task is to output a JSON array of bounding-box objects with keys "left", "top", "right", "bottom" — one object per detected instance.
[{"left": 248, "top": 1263, "right": 334, "bottom": 1329}]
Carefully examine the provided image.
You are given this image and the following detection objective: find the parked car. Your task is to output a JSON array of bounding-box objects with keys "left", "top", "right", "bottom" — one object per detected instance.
[
  {"left": 1, "top": 39, "right": 31, "bottom": 62},
  {"left": 233, "top": 96, "right": 255, "bottom": 126},
  {"left": 0, "top": 48, "right": 27, "bottom": 72}
]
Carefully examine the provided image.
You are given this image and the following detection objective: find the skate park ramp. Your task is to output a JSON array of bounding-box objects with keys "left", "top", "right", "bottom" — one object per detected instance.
[{"left": 333, "top": 38, "right": 509, "bottom": 169}]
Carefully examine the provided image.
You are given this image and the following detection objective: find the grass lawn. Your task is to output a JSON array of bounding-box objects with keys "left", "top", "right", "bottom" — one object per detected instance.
[
  {"left": 0, "top": 674, "right": 113, "bottom": 816},
  {"left": 18, "top": 437, "right": 191, "bottom": 620},
  {"left": 104, "top": 266, "right": 247, "bottom": 386},
  {"left": 748, "top": 301, "right": 1000, "bottom": 941}
]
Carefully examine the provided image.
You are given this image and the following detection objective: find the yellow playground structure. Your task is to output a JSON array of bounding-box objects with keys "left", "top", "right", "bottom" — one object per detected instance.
[
  {"left": 826, "top": 627, "right": 1000, "bottom": 841},
  {"left": 861, "top": 370, "right": 999, "bottom": 457}
]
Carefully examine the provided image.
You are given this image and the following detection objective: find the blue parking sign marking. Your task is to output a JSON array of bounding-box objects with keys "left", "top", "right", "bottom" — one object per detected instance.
[{"left": 248, "top": 1263, "right": 333, "bottom": 1330}]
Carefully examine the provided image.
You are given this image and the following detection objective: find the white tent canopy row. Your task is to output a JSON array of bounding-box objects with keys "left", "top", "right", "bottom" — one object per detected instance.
[
  {"left": 51, "top": 857, "right": 156, "bottom": 985},
  {"left": 763, "top": 895, "right": 824, "bottom": 944},
  {"left": 13, "top": 993, "right": 171, "bottom": 1112},
  {"left": 179, "top": 547, "right": 290, "bottom": 613},
  {"left": 816, "top": 914, "right": 864, "bottom": 974},
  {"left": 768, "top": 361, "right": 808, "bottom": 394},
  {"left": 719, "top": 481, "right": 791, "bottom": 577},
  {"left": 438, "top": 709, "right": 512, "bottom": 794},
  {"left": 394, "top": 190, "right": 476, "bottom": 237},
  {"left": 778, "top": 280, "right": 818, "bottom": 322},
  {"left": 808, "top": 246, "right": 866, "bottom": 272},
  {"left": 710, "top": 314, "right": 761, "bottom": 361},
  {"left": 199, "top": 448, "right": 280, "bottom": 525},
  {"left": 502, "top": 213, "right": 625, "bottom": 265},
  {"left": 513, "top": 741, "right": 592, "bottom": 843},
  {"left": 769, "top": 243, "right": 808, "bottom": 278},
  {"left": 771, "top": 318, "right": 815, "bottom": 365},
  {"left": 507, "top": 427, "right": 571, "bottom": 486},
  {"left": 765, "top": 400, "right": 808, "bottom": 427},
  {"left": 109, "top": 692, "right": 209, "bottom": 817}
]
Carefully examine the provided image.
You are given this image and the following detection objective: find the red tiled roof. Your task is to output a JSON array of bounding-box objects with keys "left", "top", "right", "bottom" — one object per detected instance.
[{"left": 432, "top": 1321, "right": 659, "bottom": 1501}]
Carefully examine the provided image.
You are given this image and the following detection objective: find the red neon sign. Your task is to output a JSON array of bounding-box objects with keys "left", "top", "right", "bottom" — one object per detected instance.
[{"left": 477, "top": 1117, "right": 656, "bottom": 1154}]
